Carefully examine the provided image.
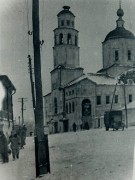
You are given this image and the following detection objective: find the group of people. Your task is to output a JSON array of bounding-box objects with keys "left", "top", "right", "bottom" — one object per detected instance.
[{"left": 0, "top": 124, "right": 27, "bottom": 163}]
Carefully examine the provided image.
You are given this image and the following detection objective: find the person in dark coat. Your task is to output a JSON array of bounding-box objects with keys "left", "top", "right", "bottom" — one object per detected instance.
[
  {"left": 0, "top": 131, "right": 9, "bottom": 163},
  {"left": 19, "top": 125, "right": 27, "bottom": 149},
  {"left": 9, "top": 131, "right": 21, "bottom": 161},
  {"left": 73, "top": 122, "right": 77, "bottom": 132}
]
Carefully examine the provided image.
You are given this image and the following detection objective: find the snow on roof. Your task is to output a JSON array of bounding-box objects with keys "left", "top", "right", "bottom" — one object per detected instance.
[
  {"left": 65, "top": 73, "right": 118, "bottom": 87},
  {"left": 120, "top": 100, "right": 135, "bottom": 110}
]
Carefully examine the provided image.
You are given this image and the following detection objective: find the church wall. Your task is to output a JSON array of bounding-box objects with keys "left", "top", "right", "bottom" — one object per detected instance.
[
  {"left": 58, "top": 13, "right": 75, "bottom": 28},
  {"left": 44, "top": 93, "right": 51, "bottom": 125},
  {"left": 53, "top": 45, "right": 79, "bottom": 68},
  {"left": 65, "top": 79, "right": 96, "bottom": 130},
  {"left": 103, "top": 39, "right": 135, "bottom": 69},
  {"left": 61, "top": 68, "right": 83, "bottom": 87}
]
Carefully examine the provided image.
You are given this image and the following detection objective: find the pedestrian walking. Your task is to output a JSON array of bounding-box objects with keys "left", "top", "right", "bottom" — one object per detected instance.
[
  {"left": 19, "top": 126, "right": 26, "bottom": 149},
  {"left": 0, "top": 131, "right": 9, "bottom": 163},
  {"left": 9, "top": 131, "right": 21, "bottom": 161}
]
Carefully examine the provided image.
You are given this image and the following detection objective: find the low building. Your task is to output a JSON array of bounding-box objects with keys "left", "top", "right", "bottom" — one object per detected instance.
[{"left": 0, "top": 75, "right": 16, "bottom": 138}]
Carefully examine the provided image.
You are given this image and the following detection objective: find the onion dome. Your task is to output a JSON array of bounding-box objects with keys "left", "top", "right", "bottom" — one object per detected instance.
[
  {"left": 117, "top": 7, "right": 124, "bottom": 17},
  {"left": 57, "top": 6, "right": 75, "bottom": 17},
  {"left": 104, "top": 4, "right": 135, "bottom": 42}
]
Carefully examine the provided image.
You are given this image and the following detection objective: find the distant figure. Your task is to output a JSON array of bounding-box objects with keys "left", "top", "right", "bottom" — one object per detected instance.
[
  {"left": 0, "top": 131, "right": 9, "bottom": 163},
  {"left": 19, "top": 125, "right": 27, "bottom": 149},
  {"left": 73, "top": 122, "right": 77, "bottom": 132},
  {"left": 9, "top": 131, "right": 21, "bottom": 161}
]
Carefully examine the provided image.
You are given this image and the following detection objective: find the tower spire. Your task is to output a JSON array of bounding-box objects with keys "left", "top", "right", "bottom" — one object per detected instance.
[
  {"left": 119, "top": 0, "right": 121, "bottom": 9},
  {"left": 116, "top": 0, "right": 124, "bottom": 28}
]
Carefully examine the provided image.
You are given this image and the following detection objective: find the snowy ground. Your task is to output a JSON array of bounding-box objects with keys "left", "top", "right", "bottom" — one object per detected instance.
[{"left": 1, "top": 128, "right": 135, "bottom": 180}]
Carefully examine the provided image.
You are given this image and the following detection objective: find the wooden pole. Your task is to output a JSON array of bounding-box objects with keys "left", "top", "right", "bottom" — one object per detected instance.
[
  {"left": 123, "top": 83, "right": 128, "bottom": 128},
  {"left": 32, "top": 0, "right": 50, "bottom": 176}
]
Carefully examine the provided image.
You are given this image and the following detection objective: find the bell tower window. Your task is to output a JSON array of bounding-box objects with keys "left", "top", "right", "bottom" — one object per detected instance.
[
  {"left": 67, "top": 33, "right": 72, "bottom": 44},
  {"left": 67, "top": 20, "right": 70, "bottom": 26},
  {"left": 61, "top": 20, "right": 64, "bottom": 26},
  {"left": 72, "top": 21, "right": 74, "bottom": 27},
  {"left": 59, "top": 33, "right": 63, "bottom": 44},
  {"left": 55, "top": 35, "right": 57, "bottom": 45},
  {"left": 115, "top": 50, "right": 119, "bottom": 61},
  {"left": 128, "top": 50, "right": 131, "bottom": 60},
  {"left": 75, "top": 35, "right": 78, "bottom": 46}
]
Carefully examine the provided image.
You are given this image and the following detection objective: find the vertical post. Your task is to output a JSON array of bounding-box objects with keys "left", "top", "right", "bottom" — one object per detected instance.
[
  {"left": 110, "top": 83, "right": 117, "bottom": 112},
  {"left": 123, "top": 83, "right": 128, "bottom": 128},
  {"left": 32, "top": 0, "right": 50, "bottom": 177},
  {"left": 18, "top": 116, "right": 20, "bottom": 126},
  {"left": 32, "top": 0, "right": 44, "bottom": 136},
  {"left": 21, "top": 98, "right": 24, "bottom": 125},
  {"left": 28, "top": 55, "right": 36, "bottom": 111}
]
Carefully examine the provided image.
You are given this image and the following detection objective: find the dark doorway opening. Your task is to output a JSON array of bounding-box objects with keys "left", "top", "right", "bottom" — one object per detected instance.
[{"left": 63, "top": 120, "right": 69, "bottom": 132}]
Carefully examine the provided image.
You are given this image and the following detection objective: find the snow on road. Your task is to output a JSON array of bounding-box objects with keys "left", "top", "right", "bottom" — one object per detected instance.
[{"left": 1, "top": 128, "right": 135, "bottom": 180}]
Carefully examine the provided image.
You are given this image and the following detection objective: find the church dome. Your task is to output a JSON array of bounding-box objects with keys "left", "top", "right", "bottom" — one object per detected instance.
[
  {"left": 104, "top": 27, "right": 135, "bottom": 42},
  {"left": 57, "top": 6, "right": 75, "bottom": 17},
  {"left": 104, "top": 4, "right": 135, "bottom": 42}
]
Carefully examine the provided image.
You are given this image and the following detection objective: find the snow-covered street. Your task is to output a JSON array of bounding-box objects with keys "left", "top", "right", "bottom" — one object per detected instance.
[{"left": 1, "top": 128, "right": 135, "bottom": 180}]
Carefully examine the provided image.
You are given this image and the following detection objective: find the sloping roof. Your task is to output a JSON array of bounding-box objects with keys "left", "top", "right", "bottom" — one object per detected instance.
[
  {"left": 0, "top": 75, "right": 16, "bottom": 91},
  {"left": 57, "top": 6, "right": 75, "bottom": 17},
  {"left": 97, "top": 64, "right": 132, "bottom": 73},
  {"left": 64, "top": 73, "right": 118, "bottom": 87}
]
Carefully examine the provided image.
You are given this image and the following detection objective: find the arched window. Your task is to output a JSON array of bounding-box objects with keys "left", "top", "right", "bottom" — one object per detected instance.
[
  {"left": 115, "top": 50, "right": 119, "bottom": 61},
  {"left": 75, "top": 35, "right": 78, "bottom": 46},
  {"left": 128, "top": 50, "right": 131, "bottom": 60},
  {"left": 66, "top": 103, "right": 68, "bottom": 113},
  {"left": 69, "top": 102, "right": 71, "bottom": 113},
  {"left": 54, "top": 97, "right": 58, "bottom": 114},
  {"left": 55, "top": 35, "right": 57, "bottom": 45},
  {"left": 82, "top": 99, "right": 91, "bottom": 116},
  {"left": 72, "top": 101, "right": 75, "bottom": 112},
  {"left": 59, "top": 33, "right": 63, "bottom": 44},
  {"left": 67, "top": 33, "right": 72, "bottom": 44}
]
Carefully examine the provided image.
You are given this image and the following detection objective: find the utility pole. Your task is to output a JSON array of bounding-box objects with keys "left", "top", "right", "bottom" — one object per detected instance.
[
  {"left": 18, "top": 98, "right": 27, "bottom": 125},
  {"left": 32, "top": 0, "right": 50, "bottom": 177},
  {"left": 28, "top": 55, "right": 36, "bottom": 111},
  {"left": 119, "top": 74, "right": 128, "bottom": 128},
  {"left": 18, "top": 116, "right": 20, "bottom": 126},
  {"left": 123, "top": 83, "right": 128, "bottom": 128}
]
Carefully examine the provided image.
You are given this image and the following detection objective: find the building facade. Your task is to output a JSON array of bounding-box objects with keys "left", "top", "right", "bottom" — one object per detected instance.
[
  {"left": 44, "top": 5, "right": 135, "bottom": 133},
  {"left": 0, "top": 75, "right": 16, "bottom": 137}
]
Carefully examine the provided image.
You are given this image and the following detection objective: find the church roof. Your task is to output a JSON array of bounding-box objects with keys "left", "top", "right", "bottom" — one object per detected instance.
[
  {"left": 57, "top": 6, "right": 75, "bottom": 17},
  {"left": 97, "top": 64, "right": 132, "bottom": 73},
  {"left": 65, "top": 73, "right": 117, "bottom": 87},
  {"left": 104, "top": 27, "right": 135, "bottom": 42},
  {"left": 0, "top": 75, "right": 16, "bottom": 91}
]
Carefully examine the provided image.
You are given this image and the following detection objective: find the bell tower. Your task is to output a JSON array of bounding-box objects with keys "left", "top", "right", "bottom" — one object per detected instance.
[
  {"left": 53, "top": 6, "right": 80, "bottom": 68},
  {"left": 51, "top": 6, "right": 83, "bottom": 90}
]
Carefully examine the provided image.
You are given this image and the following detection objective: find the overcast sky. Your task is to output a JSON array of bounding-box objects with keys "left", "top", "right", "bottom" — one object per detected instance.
[{"left": 0, "top": 0, "right": 135, "bottom": 123}]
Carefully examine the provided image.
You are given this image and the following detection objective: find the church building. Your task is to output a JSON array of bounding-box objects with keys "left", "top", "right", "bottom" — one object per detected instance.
[{"left": 44, "top": 5, "right": 135, "bottom": 133}]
